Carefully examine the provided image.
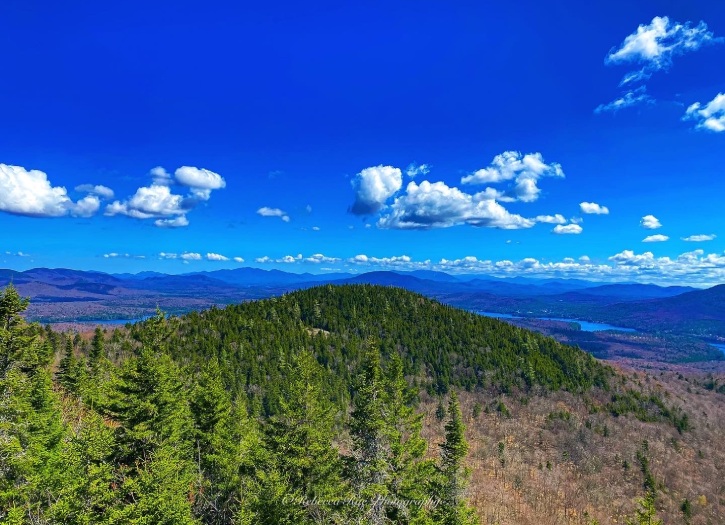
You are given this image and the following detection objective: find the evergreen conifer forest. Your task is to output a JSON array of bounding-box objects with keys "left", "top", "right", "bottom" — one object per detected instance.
[{"left": 1, "top": 284, "right": 719, "bottom": 524}]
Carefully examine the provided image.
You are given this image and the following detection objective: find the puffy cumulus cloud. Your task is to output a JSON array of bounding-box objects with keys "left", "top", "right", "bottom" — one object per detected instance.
[
  {"left": 682, "top": 234, "right": 716, "bottom": 242},
  {"left": 552, "top": 224, "right": 583, "bottom": 234},
  {"left": 75, "top": 184, "right": 115, "bottom": 199},
  {"left": 377, "top": 180, "right": 535, "bottom": 230},
  {"left": 106, "top": 166, "right": 225, "bottom": 228},
  {"left": 405, "top": 163, "right": 430, "bottom": 178},
  {"left": 350, "top": 165, "right": 403, "bottom": 215},
  {"left": 174, "top": 166, "right": 226, "bottom": 200},
  {"left": 206, "top": 253, "right": 229, "bottom": 261},
  {"left": 643, "top": 234, "right": 669, "bottom": 242},
  {"left": 606, "top": 16, "right": 721, "bottom": 83},
  {"left": 609, "top": 250, "right": 657, "bottom": 266},
  {"left": 106, "top": 184, "right": 189, "bottom": 223},
  {"left": 0, "top": 163, "right": 107, "bottom": 218},
  {"left": 535, "top": 214, "right": 567, "bottom": 224},
  {"left": 159, "top": 252, "right": 178, "bottom": 259},
  {"left": 180, "top": 252, "right": 202, "bottom": 261},
  {"left": 233, "top": 257, "right": 245, "bottom": 263},
  {"left": 580, "top": 202, "right": 609, "bottom": 215},
  {"left": 71, "top": 195, "right": 101, "bottom": 218},
  {"left": 150, "top": 166, "right": 172, "bottom": 186},
  {"left": 312, "top": 226, "right": 321, "bottom": 231},
  {"left": 304, "top": 253, "right": 340, "bottom": 264},
  {"left": 461, "top": 151, "right": 564, "bottom": 203},
  {"left": 257, "top": 207, "right": 290, "bottom": 222},
  {"left": 640, "top": 215, "right": 662, "bottom": 229},
  {"left": 594, "top": 86, "right": 654, "bottom": 113},
  {"left": 684, "top": 93, "right": 725, "bottom": 132}
]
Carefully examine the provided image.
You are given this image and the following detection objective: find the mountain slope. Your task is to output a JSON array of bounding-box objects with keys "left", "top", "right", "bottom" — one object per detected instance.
[{"left": 600, "top": 284, "right": 725, "bottom": 337}]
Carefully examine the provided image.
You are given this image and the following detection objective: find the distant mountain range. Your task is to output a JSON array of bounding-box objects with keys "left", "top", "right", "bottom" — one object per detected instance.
[{"left": 1, "top": 266, "right": 722, "bottom": 340}]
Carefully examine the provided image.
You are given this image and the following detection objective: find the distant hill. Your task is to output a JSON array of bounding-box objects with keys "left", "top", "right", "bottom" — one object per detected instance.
[
  {"left": 600, "top": 284, "right": 725, "bottom": 337},
  {"left": 0, "top": 267, "right": 716, "bottom": 339}
]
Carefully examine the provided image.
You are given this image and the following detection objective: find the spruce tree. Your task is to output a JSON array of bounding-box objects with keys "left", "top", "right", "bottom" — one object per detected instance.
[
  {"left": 190, "top": 356, "right": 251, "bottom": 524},
  {"left": 348, "top": 343, "right": 390, "bottom": 524},
  {"left": 253, "top": 351, "right": 345, "bottom": 524},
  {"left": 432, "top": 392, "right": 478, "bottom": 525}
]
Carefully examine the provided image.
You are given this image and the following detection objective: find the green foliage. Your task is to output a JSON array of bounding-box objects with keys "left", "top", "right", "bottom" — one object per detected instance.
[
  {"left": 625, "top": 493, "right": 663, "bottom": 525},
  {"left": 432, "top": 393, "right": 479, "bottom": 525},
  {"left": 0, "top": 284, "right": 691, "bottom": 524}
]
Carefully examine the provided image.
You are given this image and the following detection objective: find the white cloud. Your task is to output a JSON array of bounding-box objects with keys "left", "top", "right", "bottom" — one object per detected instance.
[
  {"left": 206, "top": 252, "right": 229, "bottom": 261},
  {"left": 0, "top": 163, "right": 103, "bottom": 218},
  {"left": 640, "top": 215, "right": 662, "bottom": 229},
  {"left": 552, "top": 224, "right": 583, "bottom": 234},
  {"left": 233, "top": 257, "right": 245, "bottom": 263},
  {"left": 257, "top": 207, "right": 290, "bottom": 222},
  {"left": 535, "top": 214, "right": 567, "bottom": 224},
  {"left": 643, "top": 234, "right": 669, "bottom": 242},
  {"left": 609, "top": 250, "right": 657, "bottom": 266},
  {"left": 174, "top": 166, "right": 225, "bottom": 190},
  {"left": 350, "top": 165, "right": 403, "bottom": 215},
  {"left": 312, "top": 226, "right": 320, "bottom": 231},
  {"left": 150, "top": 166, "right": 172, "bottom": 185},
  {"left": 180, "top": 252, "right": 202, "bottom": 261},
  {"left": 71, "top": 195, "right": 101, "bottom": 218},
  {"left": 256, "top": 254, "right": 303, "bottom": 264},
  {"left": 106, "top": 166, "right": 225, "bottom": 228},
  {"left": 155, "top": 215, "right": 189, "bottom": 228},
  {"left": 377, "top": 180, "right": 535, "bottom": 230},
  {"left": 684, "top": 93, "right": 725, "bottom": 132},
  {"left": 682, "top": 234, "right": 716, "bottom": 242},
  {"left": 348, "top": 254, "right": 415, "bottom": 267},
  {"left": 595, "top": 86, "right": 654, "bottom": 113},
  {"left": 606, "top": 16, "right": 721, "bottom": 82},
  {"left": 461, "top": 151, "right": 564, "bottom": 203},
  {"left": 159, "top": 252, "right": 178, "bottom": 259},
  {"left": 405, "top": 163, "right": 430, "bottom": 178},
  {"left": 304, "top": 253, "right": 340, "bottom": 264},
  {"left": 107, "top": 184, "right": 188, "bottom": 219},
  {"left": 239, "top": 249, "right": 725, "bottom": 286},
  {"left": 75, "top": 184, "right": 114, "bottom": 199},
  {"left": 580, "top": 202, "right": 609, "bottom": 214},
  {"left": 174, "top": 166, "right": 226, "bottom": 200}
]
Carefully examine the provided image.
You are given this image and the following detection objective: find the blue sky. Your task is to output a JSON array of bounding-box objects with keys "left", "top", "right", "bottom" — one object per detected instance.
[{"left": 1, "top": 1, "right": 724, "bottom": 285}]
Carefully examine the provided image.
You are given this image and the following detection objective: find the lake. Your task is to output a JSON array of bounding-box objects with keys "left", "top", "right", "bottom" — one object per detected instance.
[
  {"left": 710, "top": 343, "right": 725, "bottom": 354},
  {"left": 477, "top": 311, "right": 637, "bottom": 333}
]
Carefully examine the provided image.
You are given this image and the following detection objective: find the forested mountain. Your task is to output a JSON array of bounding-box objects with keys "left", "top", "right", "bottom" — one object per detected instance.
[{"left": 0, "top": 284, "right": 704, "bottom": 523}]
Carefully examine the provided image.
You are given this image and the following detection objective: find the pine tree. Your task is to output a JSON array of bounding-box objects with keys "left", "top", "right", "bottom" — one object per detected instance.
[
  {"left": 57, "top": 335, "right": 88, "bottom": 396},
  {"left": 348, "top": 343, "right": 390, "bottom": 524},
  {"left": 626, "top": 493, "right": 663, "bottom": 525},
  {"left": 190, "top": 356, "right": 250, "bottom": 524},
  {"left": 252, "top": 351, "right": 345, "bottom": 524},
  {"left": 432, "top": 392, "right": 478, "bottom": 525},
  {"left": 0, "top": 285, "right": 67, "bottom": 520},
  {"left": 385, "top": 352, "right": 434, "bottom": 523},
  {"left": 0, "top": 284, "right": 50, "bottom": 376}
]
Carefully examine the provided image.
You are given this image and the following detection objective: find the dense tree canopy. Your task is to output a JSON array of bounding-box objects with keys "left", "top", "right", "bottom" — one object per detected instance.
[{"left": 0, "top": 284, "right": 674, "bottom": 523}]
